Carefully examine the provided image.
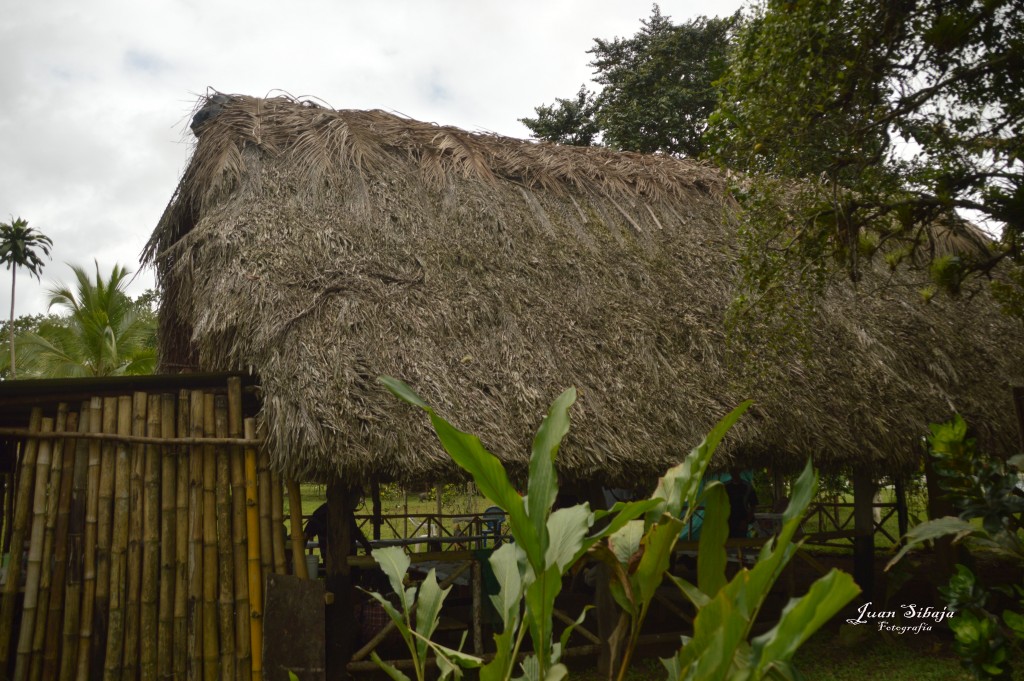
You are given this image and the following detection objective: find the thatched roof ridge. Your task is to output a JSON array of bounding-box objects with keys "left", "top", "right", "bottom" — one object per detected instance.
[{"left": 145, "top": 93, "right": 1024, "bottom": 484}]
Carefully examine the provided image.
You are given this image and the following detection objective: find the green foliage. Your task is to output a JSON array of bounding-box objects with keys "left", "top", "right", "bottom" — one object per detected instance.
[
  {"left": 380, "top": 376, "right": 657, "bottom": 681},
  {"left": 709, "top": 0, "right": 1024, "bottom": 313},
  {"left": 13, "top": 262, "right": 157, "bottom": 377},
  {"left": 521, "top": 7, "right": 735, "bottom": 156},
  {"left": 888, "top": 415, "right": 1024, "bottom": 679},
  {"left": 366, "top": 546, "right": 480, "bottom": 681}
]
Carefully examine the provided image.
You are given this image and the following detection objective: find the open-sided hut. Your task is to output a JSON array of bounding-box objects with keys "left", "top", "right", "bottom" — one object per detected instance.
[
  {"left": 145, "top": 93, "right": 1023, "bottom": 485},
  {"left": 136, "top": 94, "right": 1024, "bottom": 675}
]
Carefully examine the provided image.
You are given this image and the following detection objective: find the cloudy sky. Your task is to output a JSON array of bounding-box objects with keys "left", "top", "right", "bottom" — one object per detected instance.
[{"left": 1, "top": 0, "right": 744, "bottom": 318}]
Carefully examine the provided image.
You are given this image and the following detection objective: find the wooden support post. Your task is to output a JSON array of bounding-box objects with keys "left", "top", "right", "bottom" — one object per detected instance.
[
  {"left": 894, "top": 476, "right": 909, "bottom": 541},
  {"left": 287, "top": 480, "right": 309, "bottom": 579},
  {"left": 370, "top": 480, "right": 382, "bottom": 542},
  {"left": 923, "top": 448, "right": 958, "bottom": 579},
  {"left": 325, "top": 480, "right": 357, "bottom": 679},
  {"left": 852, "top": 470, "right": 875, "bottom": 600},
  {"left": 472, "top": 559, "right": 483, "bottom": 656}
]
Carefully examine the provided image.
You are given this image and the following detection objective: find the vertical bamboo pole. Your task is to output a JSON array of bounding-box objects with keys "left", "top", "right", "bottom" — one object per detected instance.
[
  {"left": 257, "top": 452, "right": 273, "bottom": 579},
  {"left": 187, "top": 390, "right": 205, "bottom": 681},
  {"left": 13, "top": 416, "right": 54, "bottom": 681},
  {"left": 173, "top": 391, "right": 189, "bottom": 681},
  {"left": 140, "top": 394, "right": 161, "bottom": 681},
  {"left": 243, "top": 419, "right": 262, "bottom": 681},
  {"left": 57, "top": 404, "right": 90, "bottom": 681},
  {"left": 227, "top": 378, "right": 251, "bottom": 681},
  {"left": 286, "top": 480, "right": 308, "bottom": 579},
  {"left": 201, "top": 394, "right": 219, "bottom": 681},
  {"left": 44, "top": 409, "right": 81, "bottom": 681},
  {"left": 102, "top": 396, "right": 132, "bottom": 681},
  {"left": 270, "top": 472, "right": 286, "bottom": 575},
  {"left": 121, "top": 392, "right": 148, "bottom": 681},
  {"left": 75, "top": 397, "right": 103, "bottom": 681},
  {"left": 0, "top": 408, "right": 42, "bottom": 670},
  {"left": 214, "top": 396, "right": 235, "bottom": 681},
  {"left": 157, "top": 394, "right": 176, "bottom": 680},
  {"left": 29, "top": 405, "right": 69, "bottom": 681},
  {"left": 89, "top": 397, "right": 118, "bottom": 681}
]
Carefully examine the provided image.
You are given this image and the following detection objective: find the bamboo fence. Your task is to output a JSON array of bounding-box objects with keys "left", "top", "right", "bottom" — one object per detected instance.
[{"left": 0, "top": 381, "right": 297, "bottom": 681}]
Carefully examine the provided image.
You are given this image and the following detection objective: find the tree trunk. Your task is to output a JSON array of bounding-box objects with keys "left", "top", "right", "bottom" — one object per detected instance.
[
  {"left": 324, "top": 481, "right": 356, "bottom": 680},
  {"left": 9, "top": 267, "right": 16, "bottom": 377}
]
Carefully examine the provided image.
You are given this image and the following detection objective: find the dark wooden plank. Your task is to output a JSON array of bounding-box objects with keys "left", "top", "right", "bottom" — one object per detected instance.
[{"left": 263, "top": 574, "right": 325, "bottom": 681}]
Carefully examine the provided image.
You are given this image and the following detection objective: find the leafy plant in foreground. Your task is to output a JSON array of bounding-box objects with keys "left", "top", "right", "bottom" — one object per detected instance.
[{"left": 888, "top": 416, "right": 1024, "bottom": 679}]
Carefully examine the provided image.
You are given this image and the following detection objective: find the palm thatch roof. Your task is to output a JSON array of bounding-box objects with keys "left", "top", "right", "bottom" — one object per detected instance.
[{"left": 144, "top": 93, "right": 1024, "bottom": 485}]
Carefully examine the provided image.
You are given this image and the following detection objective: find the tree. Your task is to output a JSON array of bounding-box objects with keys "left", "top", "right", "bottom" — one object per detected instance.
[
  {"left": 15, "top": 263, "right": 156, "bottom": 377},
  {"left": 708, "top": 0, "right": 1024, "bottom": 314},
  {"left": 0, "top": 218, "right": 53, "bottom": 377},
  {"left": 521, "top": 6, "right": 736, "bottom": 156}
]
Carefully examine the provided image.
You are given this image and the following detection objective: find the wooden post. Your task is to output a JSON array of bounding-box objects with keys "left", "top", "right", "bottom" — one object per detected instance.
[
  {"left": 270, "top": 473, "right": 286, "bottom": 575},
  {"left": 243, "top": 419, "right": 263, "bottom": 681},
  {"left": 471, "top": 559, "right": 483, "bottom": 656},
  {"left": 852, "top": 469, "right": 875, "bottom": 600},
  {"left": 121, "top": 392, "right": 147, "bottom": 679},
  {"left": 157, "top": 394, "right": 177, "bottom": 681},
  {"left": 14, "top": 416, "right": 54, "bottom": 681},
  {"left": 75, "top": 397, "right": 103, "bottom": 681},
  {"left": 58, "top": 404, "right": 91, "bottom": 681},
  {"left": 257, "top": 452, "right": 273, "bottom": 579},
  {"left": 187, "top": 390, "right": 205, "bottom": 681},
  {"left": 201, "top": 394, "right": 219, "bottom": 681},
  {"left": 214, "top": 397, "right": 236, "bottom": 681},
  {"left": 287, "top": 480, "right": 308, "bottom": 579},
  {"left": 0, "top": 408, "right": 41, "bottom": 671},
  {"left": 102, "top": 396, "right": 132, "bottom": 681},
  {"left": 894, "top": 475, "right": 909, "bottom": 541},
  {"left": 324, "top": 480, "right": 356, "bottom": 679},
  {"left": 31, "top": 406, "right": 69, "bottom": 681},
  {"left": 140, "top": 394, "right": 162, "bottom": 681},
  {"left": 173, "top": 391, "right": 189, "bottom": 681},
  {"left": 370, "top": 480, "right": 382, "bottom": 542},
  {"left": 89, "top": 396, "right": 118, "bottom": 681},
  {"left": 403, "top": 489, "right": 409, "bottom": 540},
  {"left": 227, "top": 378, "right": 252, "bottom": 680}
]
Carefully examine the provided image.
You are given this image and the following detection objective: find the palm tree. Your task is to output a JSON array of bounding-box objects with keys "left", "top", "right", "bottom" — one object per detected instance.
[
  {"left": 15, "top": 262, "right": 156, "bottom": 377},
  {"left": 0, "top": 218, "right": 53, "bottom": 377}
]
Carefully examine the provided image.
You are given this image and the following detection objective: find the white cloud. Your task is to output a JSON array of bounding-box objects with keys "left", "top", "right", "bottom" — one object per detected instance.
[{"left": 0, "top": 0, "right": 744, "bottom": 317}]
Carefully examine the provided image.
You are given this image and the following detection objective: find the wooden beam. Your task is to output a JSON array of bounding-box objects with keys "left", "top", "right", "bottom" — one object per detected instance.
[{"left": 851, "top": 470, "right": 875, "bottom": 600}]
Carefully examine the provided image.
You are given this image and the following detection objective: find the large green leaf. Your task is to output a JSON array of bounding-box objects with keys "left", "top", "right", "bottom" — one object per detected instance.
[
  {"left": 633, "top": 517, "right": 685, "bottom": 607},
  {"left": 608, "top": 520, "right": 645, "bottom": 565},
  {"left": 414, "top": 569, "right": 450, "bottom": 661},
  {"left": 885, "top": 516, "right": 977, "bottom": 569},
  {"left": 750, "top": 569, "right": 860, "bottom": 674},
  {"left": 372, "top": 546, "right": 413, "bottom": 611},
  {"left": 545, "top": 505, "right": 593, "bottom": 572},
  {"left": 524, "top": 564, "right": 565, "bottom": 671},
  {"left": 697, "top": 483, "right": 729, "bottom": 599},
  {"left": 527, "top": 388, "right": 576, "bottom": 563},
  {"left": 488, "top": 543, "right": 525, "bottom": 632},
  {"left": 647, "top": 401, "right": 752, "bottom": 524}
]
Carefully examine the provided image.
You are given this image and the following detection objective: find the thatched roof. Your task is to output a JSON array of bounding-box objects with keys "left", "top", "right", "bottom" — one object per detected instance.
[{"left": 144, "top": 93, "right": 1024, "bottom": 485}]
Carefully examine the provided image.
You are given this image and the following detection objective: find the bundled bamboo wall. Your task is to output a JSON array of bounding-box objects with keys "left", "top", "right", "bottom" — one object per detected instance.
[{"left": 0, "top": 378, "right": 296, "bottom": 681}]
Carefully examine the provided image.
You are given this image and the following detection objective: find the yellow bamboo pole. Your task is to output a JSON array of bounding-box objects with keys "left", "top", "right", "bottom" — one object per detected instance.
[
  {"left": 13, "top": 416, "right": 54, "bottom": 681},
  {"left": 227, "top": 378, "right": 251, "bottom": 680},
  {"left": 29, "top": 405, "right": 68, "bottom": 681},
  {"left": 201, "top": 394, "right": 219, "bottom": 681},
  {"left": 257, "top": 450, "right": 273, "bottom": 580},
  {"left": 140, "top": 393, "right": 161, "bottom": 681},
  {"left": 57, "top": 403, "right": 90, "bottom": 681},
  {"left": 243, "top": 419, "right": 262, "bottom": 681},
  {"left": 157, "top": 394, "right": 176, "bottom": 680},
  {"left": 187, "top": 390, "right": 204, "bottom": 681},
  {"left": 0, "top": 408, "right": 42, "bottom": 670},
  {"left": 44, "top": 408, "right": 81, "bottom": 681},
  {"left": 214, "top": 396, "right": 235, "bottom": 681},
  {"left": 173, "top": 391, "right": 189, "bottom": 681},
  {"left": 286, "top": 480, "right": 308, "bottom": 579},
  {"left": 102, "top": 396, "right": 132, "bottom": 681},
  {"left": 75, "top": 396, "right": 103, "bottom": 681},
  {"left": 121, "top": 392, "right": 147, "bottom": 680},
  {"left": 270, "top": 473, "right": 286, "bottom": 575},
  {"left": 89, "top": 396, "right": 118, "bottom": 680}
]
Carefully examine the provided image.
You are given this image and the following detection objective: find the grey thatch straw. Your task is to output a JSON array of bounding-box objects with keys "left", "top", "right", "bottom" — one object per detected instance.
[{"left": 145, "top": 93, "right": 1024, "bottom": 484}]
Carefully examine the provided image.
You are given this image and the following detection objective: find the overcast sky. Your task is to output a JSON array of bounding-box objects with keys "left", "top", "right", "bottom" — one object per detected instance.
[{"left": 1, "top": 0, "right": 745, "bottom": 319}]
